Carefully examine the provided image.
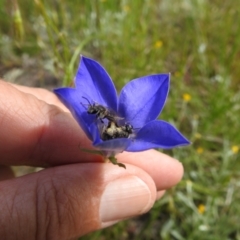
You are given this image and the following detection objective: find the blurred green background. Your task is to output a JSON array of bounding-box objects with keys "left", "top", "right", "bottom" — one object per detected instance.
[{"left": 1, "top": 0, "right": 240, "bottom": 239}]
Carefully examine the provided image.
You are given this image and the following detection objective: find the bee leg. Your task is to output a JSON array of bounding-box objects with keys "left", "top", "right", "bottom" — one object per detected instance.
[
  {"left": 96, "top": 115, "right": 104, "bottom": 123},
  {"left": 108, "top": 156, "right": 126, "bottom": 169}
]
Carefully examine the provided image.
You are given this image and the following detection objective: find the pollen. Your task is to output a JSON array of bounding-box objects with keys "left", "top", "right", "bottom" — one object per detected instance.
[
  {"left": 183, "top": 93, "right": 191, "bottom": 102},
  {"left": 154, "top": 40, "right": 163, "bottom": 49},
  {"left": 197, "top": 204, "right": 205, "bottom": 214},
  {"left": 231, "top": 145, "right": 239, "bottom": 154},
  {"left": 196, "top": 147, "right": 204, "bottom": 154}
]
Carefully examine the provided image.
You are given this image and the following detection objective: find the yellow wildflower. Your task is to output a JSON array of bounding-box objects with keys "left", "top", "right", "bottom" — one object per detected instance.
[
  {"left": 123, "top": 5, "right": 130, "bottom": 13},
  {"left": 183, "top": 93, "right": 191, "bottom": 102},
  {"left": 194, "top": 133, "right": 202, "bottom": 139},
  {"left": 231, "top": 145, "right": 239, "bottom": 154},
  {"left": 174, "top": 71, "right": 181, "bottom": 77},
  {"left": 198, "top": 204, "right": 205, "bottom": 214},
  {"left": 154, "top": 40, "right": 163, "bottom": 49},
  {"left": 196, "top": 147, "right": 204, "bottom": 154}
]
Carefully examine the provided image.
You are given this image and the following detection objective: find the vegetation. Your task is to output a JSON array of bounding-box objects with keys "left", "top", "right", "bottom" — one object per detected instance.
[{"left": 1, "top": 0, "right": 240, "bottom": 239}]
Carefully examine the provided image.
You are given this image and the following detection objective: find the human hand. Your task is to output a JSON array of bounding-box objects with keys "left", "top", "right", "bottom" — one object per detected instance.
[{"left": 0, "top": 80, "right": 184, "bottom": 240}]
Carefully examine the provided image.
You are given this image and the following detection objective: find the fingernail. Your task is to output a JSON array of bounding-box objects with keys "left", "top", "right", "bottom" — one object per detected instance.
[{"left": 100, "top": 176, "right": 153, "bottom": 223}]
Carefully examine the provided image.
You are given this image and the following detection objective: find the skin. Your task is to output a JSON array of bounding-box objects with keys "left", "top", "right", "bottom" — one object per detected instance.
[{"left": 0, "top": 80, "right": 184, "bottom": 240}]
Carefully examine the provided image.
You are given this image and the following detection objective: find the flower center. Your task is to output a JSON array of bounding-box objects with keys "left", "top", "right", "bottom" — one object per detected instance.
[
  {"left": 101, "top": 121, "right": 134, "bottom": 140},
  {"left": 82, "top": 97, "right": 134, "bottom": 141}
]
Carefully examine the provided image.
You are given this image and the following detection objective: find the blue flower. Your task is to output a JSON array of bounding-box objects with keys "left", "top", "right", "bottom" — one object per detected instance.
[{"left": 54, "top": 56, "right": 189, "bottom": 157}]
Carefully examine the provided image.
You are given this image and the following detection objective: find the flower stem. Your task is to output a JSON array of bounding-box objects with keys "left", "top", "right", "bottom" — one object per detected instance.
[
  {"left": 108, "top": 156, "right": 126, "bottom": 169},
  {"left": 79, "top": 147, "right": 126, "bottom": 168},
  {"left": 79, "top": 147, "right": 104, "bottom": 156}
]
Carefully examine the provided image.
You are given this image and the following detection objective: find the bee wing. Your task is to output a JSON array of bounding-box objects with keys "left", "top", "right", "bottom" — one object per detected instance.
[
  {"left": 104, "top": 107, "right": 124, "bottom": 122},
  {"left": 97, "top": 121, "right": 106, "bottom": 134}
]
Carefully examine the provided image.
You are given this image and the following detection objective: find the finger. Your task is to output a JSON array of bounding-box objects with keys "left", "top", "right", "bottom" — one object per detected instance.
[
  {"left": 0, "top": 163, "right": 156, "bottom": 239},
  {"left": 156, "top": 190, "right": 166, "bottom": 200},
  {"left": 0, "top": 165, "right": 15, "bottom": 180},
  {"left": 11, "top": 83, "right": 69, "bottom": 111},
  {"left": 118, "top": 150, "right": 184, "bottom": 191},
  {"left": 0, "top": 80, "right": 103, "bottom": 166}
]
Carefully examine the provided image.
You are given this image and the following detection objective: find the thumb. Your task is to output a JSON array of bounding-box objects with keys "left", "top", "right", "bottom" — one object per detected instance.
[{"left": 0, "top": 163, "right": 156, "bottom": 239}]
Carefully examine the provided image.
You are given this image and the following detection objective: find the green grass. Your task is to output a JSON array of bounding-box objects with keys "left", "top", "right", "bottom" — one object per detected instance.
[{"left": 1, "top": 0, "right": 240, "bottom": 239}]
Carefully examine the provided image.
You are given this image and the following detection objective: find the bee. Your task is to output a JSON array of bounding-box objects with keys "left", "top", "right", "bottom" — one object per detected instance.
[
  {"left": 121, "top": 123, "right": 134, "bottom": 135},
  {"left": 101, "top": 121, "right": 134, "bottom": 141},
  {"left": 82, "top": 97, "right": 121, "bottom": 123}
]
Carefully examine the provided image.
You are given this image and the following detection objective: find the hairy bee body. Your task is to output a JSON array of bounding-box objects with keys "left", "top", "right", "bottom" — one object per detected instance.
[
  {"left": 82, "top": 97, "right": 134, "bottom": 141},
  {"left": 101, "top": 121, "right": 133, "bottom": 140}
]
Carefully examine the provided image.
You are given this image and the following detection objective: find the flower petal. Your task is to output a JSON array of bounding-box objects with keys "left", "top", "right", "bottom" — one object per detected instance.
[
  {"left": 118, "top": 74, "right": 170, "bottom": 127},
  {"left": 126, "top": 120, "right": 190, "bottom": 151},
  {"left": 75, "top": 56, "right": 118, "bottom": 112},
  {"left": 54, "top": 87, "right": 99, "bottom": 141},
  {"left": 94, "top": 138, "right": 132, "bottom": 156}
]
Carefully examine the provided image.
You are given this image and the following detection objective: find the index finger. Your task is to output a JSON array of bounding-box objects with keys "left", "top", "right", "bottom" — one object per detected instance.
[{"left": 11, "top": 83, "right": 69, "bottom": 111}]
